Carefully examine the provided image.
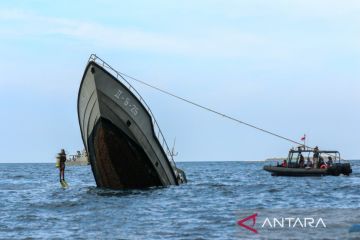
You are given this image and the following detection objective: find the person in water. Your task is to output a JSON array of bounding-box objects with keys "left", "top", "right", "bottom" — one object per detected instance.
[
  {"left": 59, "top": 149, "right": 66, "bottom": 182},
  {"left": 313, "top": 146, "right": 319, "bottom": 168}
]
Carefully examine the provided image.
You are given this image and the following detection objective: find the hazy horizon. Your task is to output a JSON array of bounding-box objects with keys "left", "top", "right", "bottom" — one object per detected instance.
[{"left": 2, "top": 159, "right": 360, "bottom": 164}]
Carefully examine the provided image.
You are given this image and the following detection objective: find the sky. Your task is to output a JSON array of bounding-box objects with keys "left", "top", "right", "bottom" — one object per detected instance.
[{"left": 0, "top": 0, "right": 359, "bottom": 163}]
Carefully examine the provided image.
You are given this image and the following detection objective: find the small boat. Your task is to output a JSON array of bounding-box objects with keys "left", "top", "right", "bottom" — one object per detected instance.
[
  {"left": 77, "top": 55, "right": 186, "bottom": 189},
  {"left": 55, "top": 150, "right": 89, "bottom": 167},
  {"left": 66, "top": 150, "right": 90, "bottom": 166},
  {"left": 263, "top": 149, "right": 352, "bottom": 176}
]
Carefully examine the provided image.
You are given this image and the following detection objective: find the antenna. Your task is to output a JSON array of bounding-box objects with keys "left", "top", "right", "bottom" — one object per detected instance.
[{"left": 168, "top": 138, "right": 178, "bottom": 157}]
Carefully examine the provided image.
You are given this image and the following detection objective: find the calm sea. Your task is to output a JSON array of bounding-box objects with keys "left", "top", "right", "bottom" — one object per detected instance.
[{"left": 0, "top": 161, "right": 359, "bottom": 239}]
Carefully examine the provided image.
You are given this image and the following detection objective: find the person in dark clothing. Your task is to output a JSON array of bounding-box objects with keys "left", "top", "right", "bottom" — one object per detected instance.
[
  {"left": 59, "top": 149, "right": 66, "bottom": 182},
  {"left": 299, "top": 153, "right": 305, "bottom": 168},
  {"left": 327, "top": 156, "right": 333, "bottom": 166}
]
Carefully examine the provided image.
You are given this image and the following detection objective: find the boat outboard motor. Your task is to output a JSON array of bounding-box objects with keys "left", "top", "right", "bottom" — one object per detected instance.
[
  {"left": 340, "top": 163, "right": 352, "bottom": 176},
  {"left": 327, "top": 164, "right": 342, "bottom": 176},
  {"left": 328, "top": 163, "right": 352, "bottom": 176}
]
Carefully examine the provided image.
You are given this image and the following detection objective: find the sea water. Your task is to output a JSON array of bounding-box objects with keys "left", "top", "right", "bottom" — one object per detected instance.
[{"left": 0, "top": 161, "right": 359, "bottom": 239}]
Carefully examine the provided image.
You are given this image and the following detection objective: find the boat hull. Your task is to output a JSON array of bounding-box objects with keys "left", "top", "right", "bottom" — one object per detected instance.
[
  {"left": 78, "top": 61, "right": 183, "bottom": 189},
  {"left": 263, "top": 166, "right": 328, "bottom": 176},
  {"left": 263, "top": 164, "right": 352, "bottom": 177}
]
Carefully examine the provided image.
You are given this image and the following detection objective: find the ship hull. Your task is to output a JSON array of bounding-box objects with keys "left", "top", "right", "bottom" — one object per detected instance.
[
  {"left": 88, "top": 117, "right": 164, "bottom": 188},
  {"left": 78, "top": 61, "right": 182, "bottom": 189}
]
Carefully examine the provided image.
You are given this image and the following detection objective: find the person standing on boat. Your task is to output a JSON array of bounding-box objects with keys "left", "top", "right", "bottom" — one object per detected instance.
[
  {"left": 313, "top": 146, "right": 319, "bottom": 168},
  {"left": 306, "top": 157, "right": 312, "bottom": 168},
  {"left": 299, "top": 153, "right": 305, "bottom": 168},
  {"left": 59, "top": 149, "right": 66, "bottom": 182},
  {"left": 327, "top": 156, "right": 333, "bottom": 166}
]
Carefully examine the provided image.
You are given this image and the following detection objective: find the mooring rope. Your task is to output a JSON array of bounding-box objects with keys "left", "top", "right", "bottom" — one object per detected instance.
[{"left": 115, "top": 70, "right": 310, "bottom": 148}]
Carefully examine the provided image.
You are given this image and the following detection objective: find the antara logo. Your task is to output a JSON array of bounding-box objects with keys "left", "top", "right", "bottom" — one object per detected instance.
[
  {"left": 237, "top": 213, "right": 258, "bottom": 234},
  {"left": 261, "top": 217, "right": 326, "bottom": 228},
  {"left": 237, "top": 213, "right": 326, "bottom": 234}
]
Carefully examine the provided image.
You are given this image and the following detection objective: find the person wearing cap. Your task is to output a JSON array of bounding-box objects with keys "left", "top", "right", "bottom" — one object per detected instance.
[{"left": 59, "top": 149, "right": 67, "bottom": 182}]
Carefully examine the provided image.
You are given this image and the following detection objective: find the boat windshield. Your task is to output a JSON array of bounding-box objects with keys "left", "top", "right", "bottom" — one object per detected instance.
[{"left": 287, "top": 151, "right": 300, "bottom": 167}]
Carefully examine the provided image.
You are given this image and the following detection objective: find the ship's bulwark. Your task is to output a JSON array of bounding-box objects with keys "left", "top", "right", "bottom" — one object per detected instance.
[{"left": 88, "top": 118, "right": 162, "bottom": 189}]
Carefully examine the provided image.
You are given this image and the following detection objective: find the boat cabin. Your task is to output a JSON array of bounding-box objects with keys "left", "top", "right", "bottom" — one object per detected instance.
[{"left": 286, "top": 149, "right": 341, "bottom": 168}]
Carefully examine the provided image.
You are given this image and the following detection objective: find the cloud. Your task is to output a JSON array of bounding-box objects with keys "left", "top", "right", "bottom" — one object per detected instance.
[
  {"left": 1, "top": 5, "right": 359, "bottom": 61},
  {"left": 0, "top": 6, "right": 358, "bottom": 95},
  {"left": 0, "top": 9, "right": 266, "bottom": 58}
]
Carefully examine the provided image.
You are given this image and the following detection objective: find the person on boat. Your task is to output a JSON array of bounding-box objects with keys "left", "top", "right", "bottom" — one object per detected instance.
[
  {"left": 299, "top": 153, "right": 305, "bottom": 168},
  {"left": 327, "top": 156, "right": 333, "bottom": 166},
  {"left": 59, "top": 149, "right": 66, "bottom": 182},
  {"left": 281, "top": 159, "right": 287, "bottom": 167},
  {"left": 318, "top": 156, "right": 325, "bottom": 168},
  {"left": 306, "top": 157, "right": 313, "bottom": 168},
  {"left": 313, "top": 146, "right": 319, "bottom": 168}
]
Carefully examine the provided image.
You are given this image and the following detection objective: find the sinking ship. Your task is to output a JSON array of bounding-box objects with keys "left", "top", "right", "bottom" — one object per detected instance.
[{"left": 77, "top": 54, "right": 186, "bottom": 189}]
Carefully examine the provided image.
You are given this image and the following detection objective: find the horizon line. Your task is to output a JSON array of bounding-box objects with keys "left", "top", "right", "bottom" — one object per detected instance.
[{"left": 0, "top": 159, "right": 359, "bottom": 164}]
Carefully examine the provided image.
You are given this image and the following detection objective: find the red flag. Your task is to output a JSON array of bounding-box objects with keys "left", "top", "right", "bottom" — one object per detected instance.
[{"left": 301, "top": 135, "right": 306, "bottom": 141}]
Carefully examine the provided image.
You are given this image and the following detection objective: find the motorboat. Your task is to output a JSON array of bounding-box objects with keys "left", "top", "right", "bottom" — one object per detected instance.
[{"left": 263, "top": 148, "right": 352, "bottom": 176}]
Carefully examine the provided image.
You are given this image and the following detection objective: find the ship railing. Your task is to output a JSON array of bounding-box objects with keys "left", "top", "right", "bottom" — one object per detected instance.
[{"left": 88, "top": 54, "right": 178, "bottom": 174}]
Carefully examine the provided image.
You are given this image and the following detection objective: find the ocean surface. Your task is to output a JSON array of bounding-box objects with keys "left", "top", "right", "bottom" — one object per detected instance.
[{"left": 0, "top": 161, "right": 360, "bottom": 240}]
